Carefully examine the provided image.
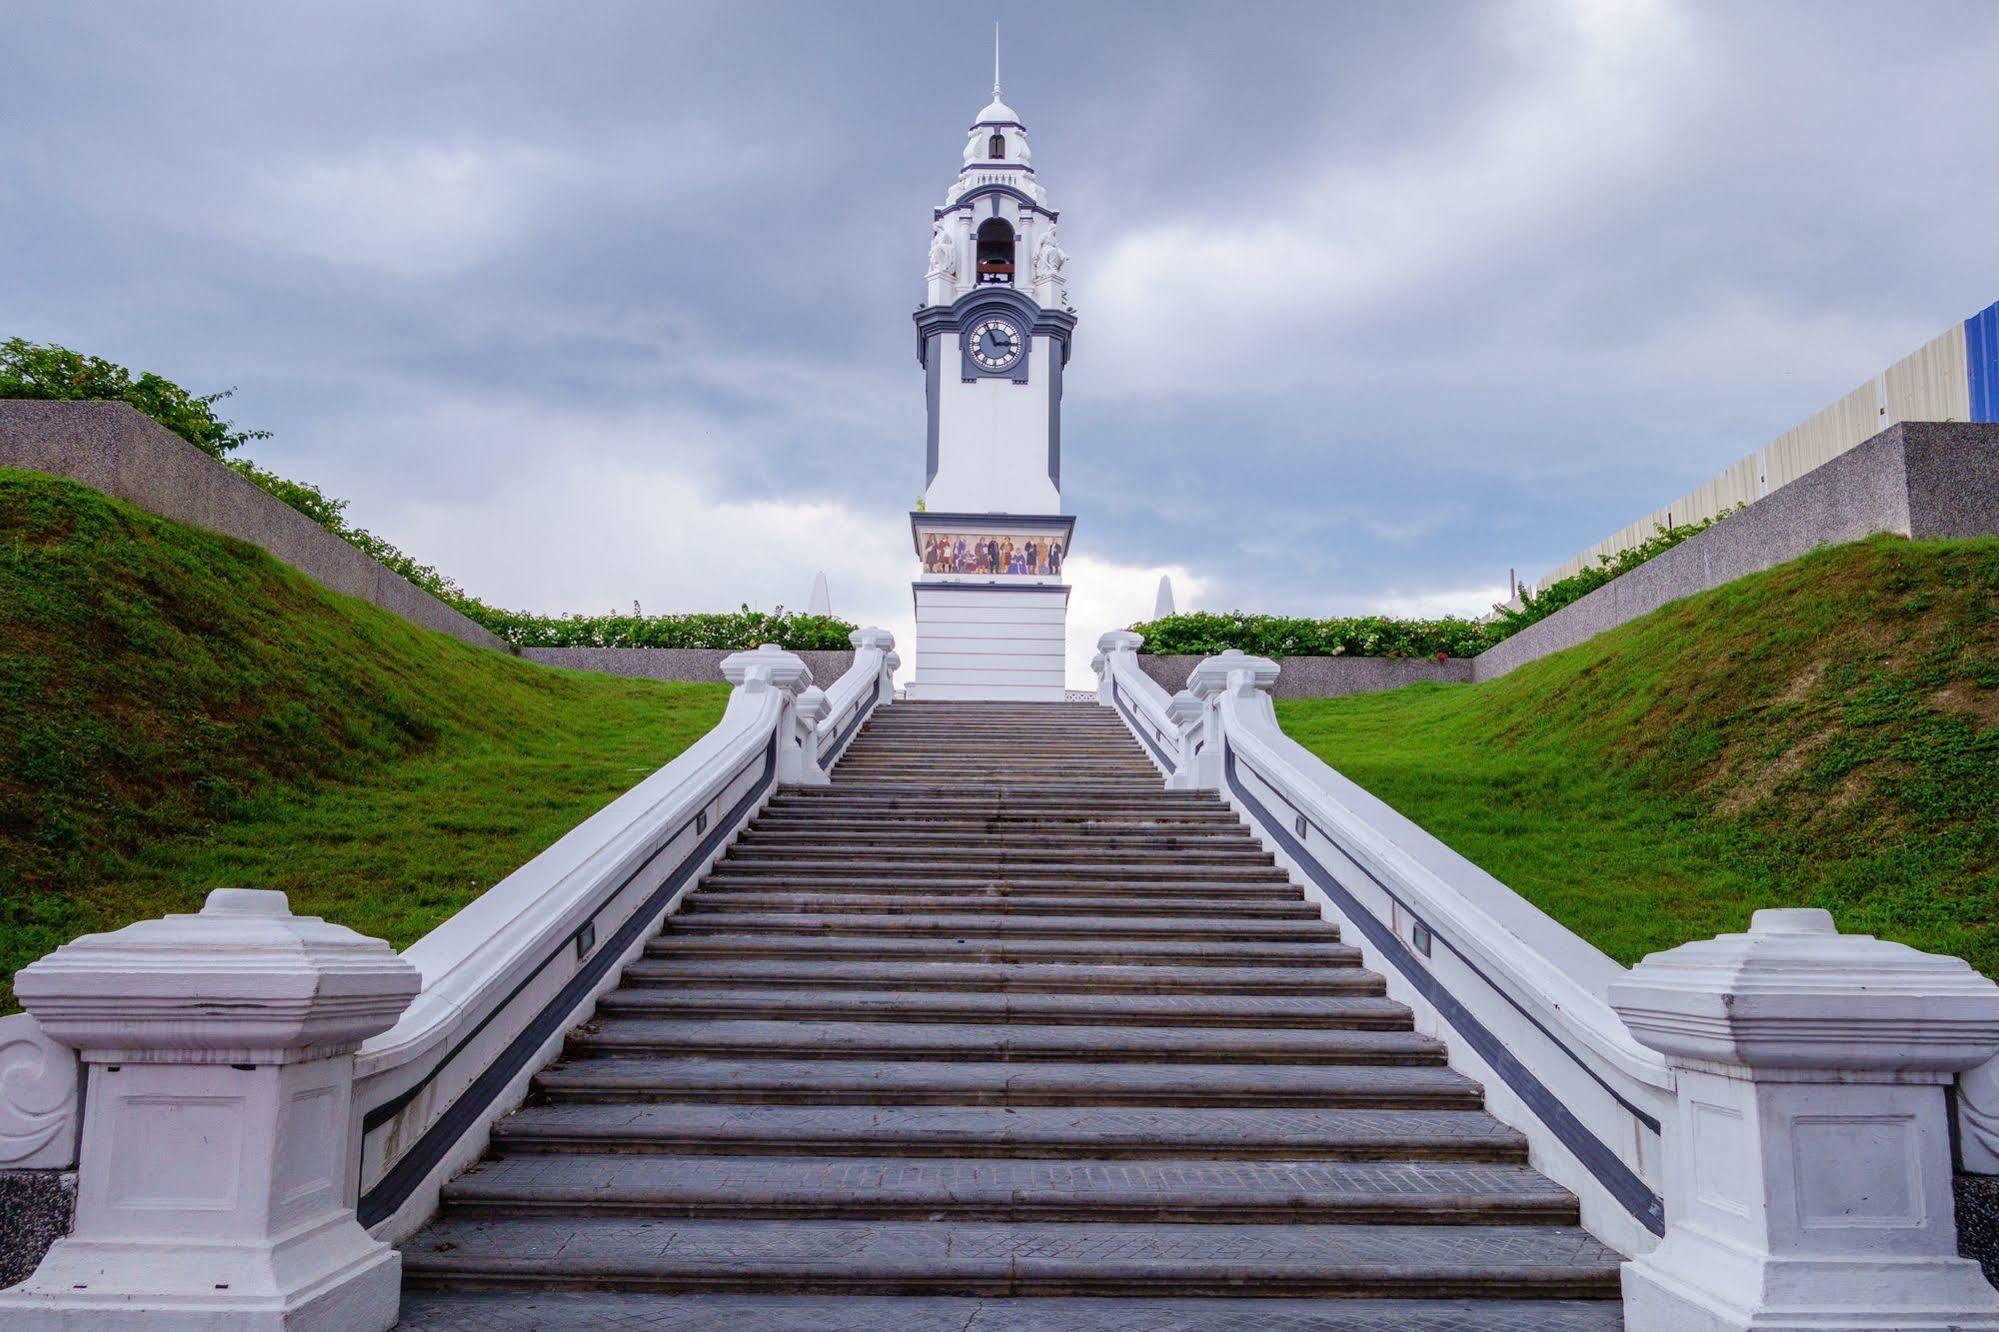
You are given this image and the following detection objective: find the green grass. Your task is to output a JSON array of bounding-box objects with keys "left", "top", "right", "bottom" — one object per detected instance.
[
  {"left": 0, "top": 468, "right": 728, "bottom": 1011},
  {"left": 1276, "top": 534, "right": 1999, "bottom": 976}
]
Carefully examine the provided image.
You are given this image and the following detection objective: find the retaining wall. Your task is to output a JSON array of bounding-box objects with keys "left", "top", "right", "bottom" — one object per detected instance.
[
  {"left": 1473, "top": 421, "right": 1999, "bottom": 681},
  {"left": 1138, "top": 653, "right": 1473, "bottom": 698},
  {"left": 522, "top": 646, "right": 856, "bottom": 686},
  {"left": 0, "top": 400, "right": 506, "bottom": 652}
]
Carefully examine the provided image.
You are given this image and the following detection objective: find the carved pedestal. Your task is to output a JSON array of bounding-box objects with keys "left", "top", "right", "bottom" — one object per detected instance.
[
  {"left": 1611, "top": 908, "right": 1999, "bottom": 1330},
  {"left": 0, "top": 888, "right": 419, "bottom": 1330}
]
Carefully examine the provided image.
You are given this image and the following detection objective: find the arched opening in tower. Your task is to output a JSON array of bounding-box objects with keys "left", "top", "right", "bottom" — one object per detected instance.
[
  {"left": 975, "top": 218, "right": 1015, "bottom": 285},
  {"left": 987, "top": 131, "right": 1006, "bottom": 159}
]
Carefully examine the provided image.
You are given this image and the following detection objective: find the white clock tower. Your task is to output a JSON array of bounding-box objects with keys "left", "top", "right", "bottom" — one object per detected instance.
[{"left": 905, "top": 58, "right": 1077, "bottom": 702}]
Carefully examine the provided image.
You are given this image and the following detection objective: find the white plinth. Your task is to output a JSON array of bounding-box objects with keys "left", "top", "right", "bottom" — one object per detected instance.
[{"left": 907, "top": 581, "right": 1068, "bottom": 701}]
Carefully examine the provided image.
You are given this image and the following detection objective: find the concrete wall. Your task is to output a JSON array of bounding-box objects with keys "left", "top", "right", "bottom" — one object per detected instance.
[
  {"left": 1473, "top": 422, "right": 1999, "bottom": 681},
  {"left": 1139, "top": 653, "right": 1473, "bottom": 699},
  {"left": 522, "top": 646, "right": 856, "bottom": 686},
  {"left": 0, "top": 400, "right": 506, "bottom": 652}
]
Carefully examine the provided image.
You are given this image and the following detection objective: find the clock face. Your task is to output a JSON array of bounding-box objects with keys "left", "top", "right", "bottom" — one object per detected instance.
[{"left": 968, "top": 318, "right": 1024, "bottom": 371}]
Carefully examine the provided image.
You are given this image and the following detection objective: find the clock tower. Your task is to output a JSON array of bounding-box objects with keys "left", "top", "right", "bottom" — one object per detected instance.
[{"left": 905, "top": 60, "right": 1077, "bottom": 701}]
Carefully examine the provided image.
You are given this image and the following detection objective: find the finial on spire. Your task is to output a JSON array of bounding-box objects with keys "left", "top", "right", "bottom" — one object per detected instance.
[{"left": 993, "top": 22, "right": 1002, "bottom": 99}]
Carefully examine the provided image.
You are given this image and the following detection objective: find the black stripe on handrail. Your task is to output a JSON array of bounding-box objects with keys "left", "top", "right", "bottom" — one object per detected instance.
[
  {"left": 1225, "top": 742, "right": 1666, "bottom": 1236},
  {"left": 355, "top": 733, "right": 776, "bottom": 1228},
  {"left": 818, "top": 687, "right": 877, "bottom": 766},
  {"left": 1110, "top": 675, "right": 1176, "bottom": 773}
]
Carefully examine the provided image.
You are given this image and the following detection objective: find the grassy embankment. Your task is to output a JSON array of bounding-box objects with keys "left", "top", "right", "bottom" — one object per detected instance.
[
  {"left": 1277, "top": 535, "right": 1999, "bottom": 976},
  {"left": 0, "top": 468, "right": 728, "bottom": 1011}
]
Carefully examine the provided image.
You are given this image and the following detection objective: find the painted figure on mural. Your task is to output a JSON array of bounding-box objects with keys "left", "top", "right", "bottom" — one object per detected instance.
[{"left": 1047, "top": 540, "right": 1063, "bottom": 575}]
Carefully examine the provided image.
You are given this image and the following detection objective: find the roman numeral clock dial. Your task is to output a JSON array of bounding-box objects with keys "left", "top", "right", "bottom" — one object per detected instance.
[{"left": 969, "top": 317, "right": 1022, "bottom": 371}]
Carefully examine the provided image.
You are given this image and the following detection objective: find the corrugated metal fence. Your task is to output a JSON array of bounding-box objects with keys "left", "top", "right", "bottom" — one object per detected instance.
[{"left": 1536, "top": 298, "right": 1999, "bottom": 590}]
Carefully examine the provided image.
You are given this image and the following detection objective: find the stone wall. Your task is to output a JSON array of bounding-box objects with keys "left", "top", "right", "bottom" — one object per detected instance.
[
  {"left": 0, "top": 400, "right": 506, "bottom": 652},
  {"left": 1472, "top": 422, "right": 1999, "bottom": 681},
  {"left": 0, "top": 1170, "right": 73, "bottom": 1289},
  {"left": 1138, "top": 653, "right": 1473, "bottom": 698},
  {"left": 522, "top": 646, "right": 857, "bottom": 687}
]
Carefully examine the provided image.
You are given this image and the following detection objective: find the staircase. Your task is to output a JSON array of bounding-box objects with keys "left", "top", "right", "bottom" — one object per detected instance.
[{"left": 397, "top": 702, "right": 1624, "bottom": 1330}]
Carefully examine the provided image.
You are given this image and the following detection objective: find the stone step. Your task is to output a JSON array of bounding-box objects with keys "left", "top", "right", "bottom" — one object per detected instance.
[
  {"left": 719, "top": 852, "right": 1279, "bottom": 872},
  {"left": 665, "top": 913, "right": 1334, "bottom": 942},
  {"left": 683, "top": 893, "right": 1316, "bottom": 920},
  {"left": 568, "top": 1018, "right": 1446, "bottom": 1065},
  {"left": 620, "top": 958, "right": 1381, "bottom": 994},
  {"left": 704, "top": 866, "right": 1296, "bottom": 889},
  {"left": 695, "top": 878, "right": 1300, "bottom": 901},
  {"left": 531, "top": 1057, "right": 1486, "bottom": 1108},
  {"left": 694, "top": 880, "right": 1303, "bottom": 904},
  {"left": 750, "top": 814, "right": 1247, "bottom": 834},
  {"left": 644, "top": 934, "right": 1360, "bottom": 967},
  {"left": 763, "top": 797, "right": 1221, "bottom": 817},
  {"left": 737, "top": 828, "right": 1259, "bottom": 849},
  {"left": 776, "top": 786, "right": 1210, "bottom": 802},
  {"left": 440, "top": 1153, "right": 1580, "bottom": 1225},
  {"left": 394, "top": 1292, "right": 1627, "bottom": 1331},
  {"left": 712, "top": 854, "right": 1286, "bottom": 877},
  {"left": 592, "top": 987, "right": 1411, "bottom": 1029},
  {"left": 490, "top": 1102, "right": 1529, "bottom": 1163},
  {"left": 399, "top": 1216, "right": 1625, "bottom": 1298}
]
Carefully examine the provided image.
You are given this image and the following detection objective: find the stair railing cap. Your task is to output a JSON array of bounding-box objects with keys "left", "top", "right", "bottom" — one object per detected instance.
[
  {"left": 1608, "top": 908, "right": 1999, "bottom": 1076},
  {"left": 849, "top": 626, "right": 895, "bottom": 651},
  {"left": 1097, "top": 629, "right": 1143, "bottom": 654},
  {"left": 720, "top": 642, "right": 814, "bottom": 694},
  {"left": 14, "top": 887, "right": 420, "bottom": 1065},
  {"left": 1166, "top": 689, "right": 1206, "bottom": 725},
  {"left": 1187, "top": 649, "right": 1280, "bottom": 700}
]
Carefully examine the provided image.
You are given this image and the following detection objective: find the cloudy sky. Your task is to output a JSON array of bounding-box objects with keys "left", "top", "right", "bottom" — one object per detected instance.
[{"left": 8, "top": 1, "right": 1997, "bottom": 682}]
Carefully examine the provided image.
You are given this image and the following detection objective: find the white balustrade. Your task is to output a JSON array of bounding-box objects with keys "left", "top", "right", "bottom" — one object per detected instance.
[
  {"left": 0, "top": 632, "right": 900, "bottom": 1323},
  {"left": 1612, "top": 909, "right": 1999, "bottom": 1329},
  {"left": 1096, "top": 635, "right": 1999, "bottom": 1319},
  {"left": 0, "top": 888, "right": 422, "bottom": 1329}
]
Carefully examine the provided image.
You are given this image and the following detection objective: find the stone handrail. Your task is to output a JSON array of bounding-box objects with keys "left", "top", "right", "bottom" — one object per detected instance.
[
  {"left": 349, "top": 632, "right": 895, "bottom": 1239},
  {"left": 1095, "top": 639, "right": 1676, "bottom": 1255}
]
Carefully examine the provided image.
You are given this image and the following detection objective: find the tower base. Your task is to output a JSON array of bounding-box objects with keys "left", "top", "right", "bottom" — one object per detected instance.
[{"left": 907, "top": 581, "right": 1068, "bottom": 701}]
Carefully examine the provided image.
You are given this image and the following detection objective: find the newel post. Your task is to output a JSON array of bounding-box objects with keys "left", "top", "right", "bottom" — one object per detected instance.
[
  {"left": 849, "top": 626, "right": 898, "bottom": 707},
  {"left": 0, "top": 888, "right": 421, "bottom": 1330},
  {"left": 721, "top": 643, "right": 821, "bottom": 786},
  {"left": 1184, "top": 649, "right": 1281, "bottom": 791},
  {"left": 1094, "top": 629, "right": 1143, "bottom": 707},
  {"left": 1610, "top": 908, "right": 1999, "bottom": 1331}
]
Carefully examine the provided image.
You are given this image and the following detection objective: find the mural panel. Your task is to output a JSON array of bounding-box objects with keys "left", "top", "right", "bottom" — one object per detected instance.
[{"left": 920, "top": 530, "right": 1066, "bottom": 577}]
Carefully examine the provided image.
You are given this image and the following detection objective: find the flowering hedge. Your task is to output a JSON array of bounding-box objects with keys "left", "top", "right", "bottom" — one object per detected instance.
[
  {"left": 483, "top": 607, "right": 856, "bottom": 651},
  {"left": 1128, "top": 612, "right": 1493, "bottom": 659}
]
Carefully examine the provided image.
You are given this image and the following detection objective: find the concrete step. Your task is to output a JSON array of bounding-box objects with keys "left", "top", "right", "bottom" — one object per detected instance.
[
  {"left": 703, "top": 869, "right": 1297, "bottom": 892},
  {"left": 399, "top": 1216, "right": 1625, "bottom": 1298},
  {"left": 737, "top": 828, "right": 1260, "bottom": 849},
  {"left": 592, "top": 987, "right": 1411, "bottom": 1030},
  {"left": 644, "top": 934, "right": 1361, "bottom": 967},
  {"left": 694, "top": 880, "right": 1304, "bottom": 904},
  {"left": 665, "top": 913, "right": 1335, "bottom": 942},
  {"left": 719, "top": 852, "right": 1279, "bottom": 872},
  {"left": 683, "top": 894, "right": 1317, "bottom": 920},
  {"left": 620, "top": 957, "right": 1380, "bottom": 994},
  {"left": 395, "top": 1291, "right": 1626, "bottom": 1331},
  {"left": 440, "top": 1153, "right": 1581, "bottom": 1225},
  {"left": 530, "top": 1057, "right": 1487, "bottom": 1109},
  {"left": 490, "top": 1102, "right": 1529, "bottom": 1163},
  {"left": 568, "top": 1018, "right": 1446, "bottom": 1066},
  {"left": 710, "top": 857, "right": 1288, "bottom": 880}
]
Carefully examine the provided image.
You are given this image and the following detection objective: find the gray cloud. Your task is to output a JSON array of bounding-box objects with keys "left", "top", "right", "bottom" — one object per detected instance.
[{"left": 6, "top": 0, "right": 1998, "bottom": 667}]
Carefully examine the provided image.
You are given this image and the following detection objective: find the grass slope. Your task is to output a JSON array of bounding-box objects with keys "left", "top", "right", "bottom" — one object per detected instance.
[
  {"left": 0, "top": 469, "right": 728, "bottom": 1010},
  {"left": 1277, "top": 535, "right": 1999, "bottom": 976}
]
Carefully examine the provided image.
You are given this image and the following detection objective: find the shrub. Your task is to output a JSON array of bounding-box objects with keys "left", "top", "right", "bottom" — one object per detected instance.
[
  {"left": 1489, "top": 509, "right": 1741, "bottom": 642},
  {"left": 1, "top": 337, "right": 269, "bottom": 458},
  {"left": 1128, "top": 612, "right": 1493, "bottom": 659},
  {"left": 486, "top": 606, "right": 855, "bottom": 651}
]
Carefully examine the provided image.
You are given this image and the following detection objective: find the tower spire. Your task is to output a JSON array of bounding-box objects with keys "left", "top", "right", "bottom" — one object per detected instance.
[{"left": 993, "top": 22, "right": 1002, "bottom": 100}]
